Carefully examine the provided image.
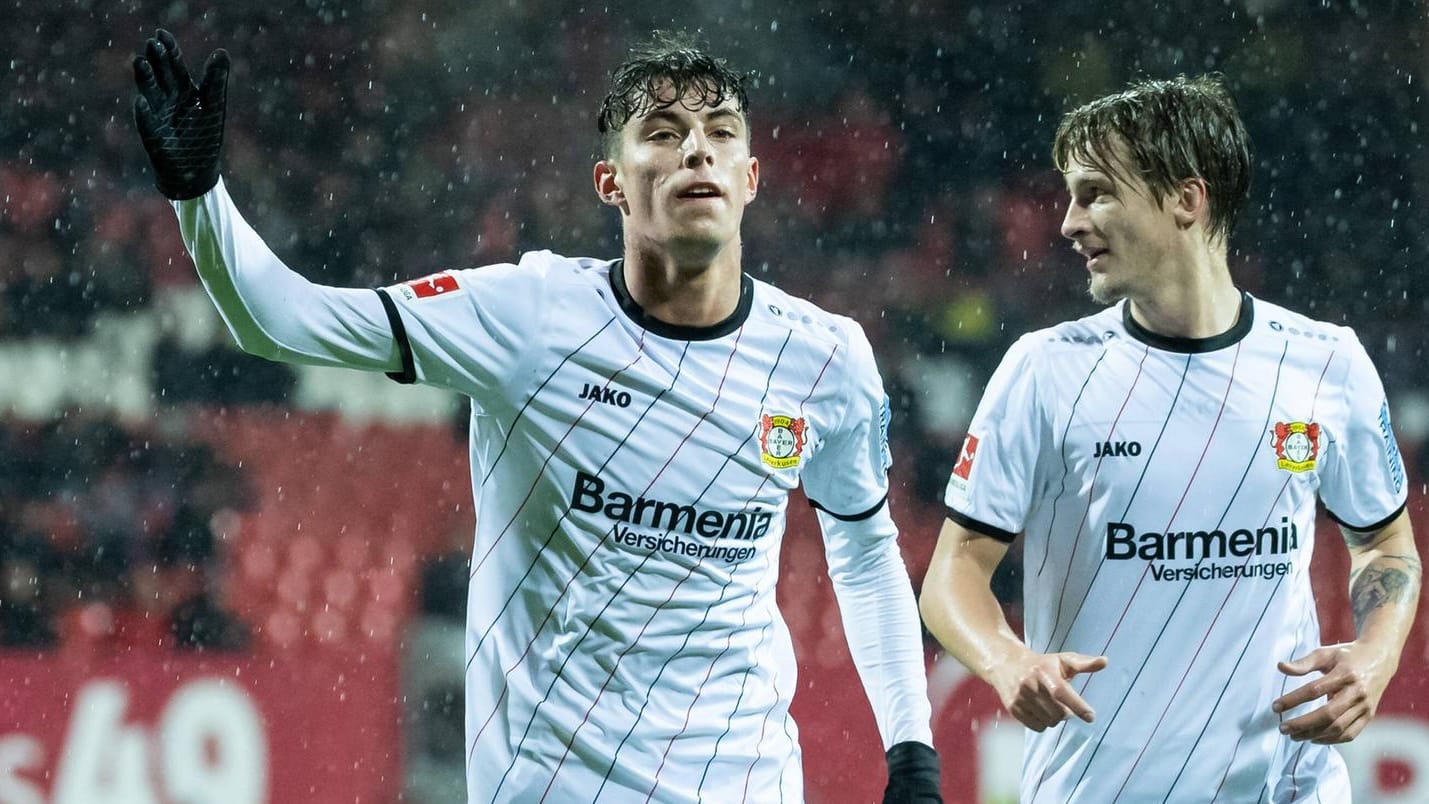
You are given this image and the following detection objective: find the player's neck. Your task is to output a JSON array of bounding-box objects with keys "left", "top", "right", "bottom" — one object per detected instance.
[
  {"left": 623, "top": 243, "right": 744, "bottom": 328},
  {"left": 1126, "top": 250, "right": 1241, "bottom": 340}
]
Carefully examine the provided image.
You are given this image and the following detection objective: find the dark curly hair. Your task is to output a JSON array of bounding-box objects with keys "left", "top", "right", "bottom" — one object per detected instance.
[
  {"left": 1053, "top": 74, "right": 1251, "bottom": 245},
  {"left": 598, "top": 31, "right": 750, "bottom": 157}
]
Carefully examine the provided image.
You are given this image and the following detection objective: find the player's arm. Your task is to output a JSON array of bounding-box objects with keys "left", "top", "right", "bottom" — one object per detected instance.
[
  {"left": 919, "top": 518, "right": 1106, "bottom": 732},
  {"left": 133, "top": 30, "right": 400, "bottom": 373},
  {"left": 1274, "top": 509, "right": 1420, "bottom": 743},
  {"left": 817, "top": 504, "right": 941, "bottom": 804}
]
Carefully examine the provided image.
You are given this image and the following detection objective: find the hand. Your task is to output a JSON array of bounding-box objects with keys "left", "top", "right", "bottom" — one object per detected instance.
[
  {"left": 1274, "top": 643, "right": 1391, "bottom": 744},
  {"left": 132, "top": 29, "right": 230, "bottom": 200},
  {"left": 883, "top": 741, "right": 941, "bottom": 803},
  {"left": 992, "top": 651, "right": 1108, "bottom": 732}
]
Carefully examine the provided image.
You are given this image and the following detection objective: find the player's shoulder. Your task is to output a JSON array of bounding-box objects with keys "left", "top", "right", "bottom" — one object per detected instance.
[
  {"left": 1017, "top": 304, "right": 1124, "bottom": 358},
  {"left": 1249, "top": 294, "right": 1359, "bottom": 347},
  {"left": 748, "top": 276, "right": 868, "bottom": 351}
]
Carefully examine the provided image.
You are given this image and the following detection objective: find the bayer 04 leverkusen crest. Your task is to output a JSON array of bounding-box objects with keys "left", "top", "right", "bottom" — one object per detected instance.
[
  {"left": 1271, "top": 421, "right": 1320, "bottom": 473},
  {"left": 759, "top": 414, "right": 806, "bottom": 469}
]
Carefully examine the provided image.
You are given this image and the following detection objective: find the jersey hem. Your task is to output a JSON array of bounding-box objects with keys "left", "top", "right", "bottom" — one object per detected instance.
[
  {"left": 808, "top": 494, "right": 887, "bottom": 521},
  {"left": 945, "top": 507, "right": 1016, "bottom": 543},
  {"left": 1325, "top": 499, "right": 1407, "bottom": 534},
  {"left": 374, "top": 288, "right": 417, "bottom": 384}
]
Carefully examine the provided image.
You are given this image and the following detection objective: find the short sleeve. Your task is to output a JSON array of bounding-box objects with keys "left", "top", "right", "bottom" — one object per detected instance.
[
  {"left": 801, "top": 324, "right": 892, "bottom": 520},
  {"left": 376, "top": 252, "right": 553, "bottom": 405},
  {"left": 943, "top": 335, "right": 1048, "bottom": 542},
  {"left": 1318, "top": 337, "right": 1408, "bottom": 531}
]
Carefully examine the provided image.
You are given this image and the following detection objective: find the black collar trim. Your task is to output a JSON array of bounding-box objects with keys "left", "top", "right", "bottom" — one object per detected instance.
[
  {"left": 1122, "top": 292, "right": 1254, "bottom": 354},
  {"left": 610, "top": 260, "right": 753, "bottom": 341}
]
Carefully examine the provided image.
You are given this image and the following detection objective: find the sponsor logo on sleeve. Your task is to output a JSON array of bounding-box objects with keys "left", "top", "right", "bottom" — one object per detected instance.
[
  {"left": 1379, "top": 400, "right": 1406, "bottom": 493},
  {"left": 759, "top": 414, "right": 806, "bottom": 469},
  {"left": 948, "top": 434, "right": 979, "bottom": 495},
  {"left": 1271, "top": 421, "right": 1320, "bottom": 473},
  {"left": 878, "top": 394, "right": 892, "bottom": 472},
  {"left": 395, "top": 272, "right": 462, "bottom": 302}
]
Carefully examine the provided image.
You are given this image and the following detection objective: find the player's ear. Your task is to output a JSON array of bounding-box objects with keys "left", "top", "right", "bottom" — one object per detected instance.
[
  {"left": 594, "top": 160, "right": 625, "bottom": 208},
  {"left": 1171, "top": 176, "right": 1208, "bottom": 231},
  {"left": 744, "top": 156, "right": 759, "bottom": 204}
]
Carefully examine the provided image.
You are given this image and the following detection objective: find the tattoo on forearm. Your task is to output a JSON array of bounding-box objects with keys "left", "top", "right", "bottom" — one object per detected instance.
[
  {"left": 1342, "top": 528, "right": 1382, "bottom": 548},
  {"left": 1350, "top": 555, "right": 1422, "bottom": 633}
]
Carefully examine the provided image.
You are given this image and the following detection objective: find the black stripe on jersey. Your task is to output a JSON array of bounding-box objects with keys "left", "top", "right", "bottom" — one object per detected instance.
[
  {"left": 1058, "top": 343, "right": 1248, "bottom": 801},
  {"left": 809, "top": 495, "right": 887, "bottom": 522},
  {"left": 468, "top": 333, "right": 679, "bottom": 782},
  {"left": 1122, "top": 292, "right": 1254, "bottom": 353},
  {"left": 373, "top": 288, "right": 416, "bottom": 384},
  {"left": 520, "top": 327, "right": 759, "bottom": 799},
  {"left": 1325, "top": 499, "right": 1407, "bottom": 535},
  {"left": 1166, "top": 572, "right": 1288, "bottom": 802},
  {"left": 1042, "top": 346, "right": 1164, "bottom": 654},
  {"left": 603, "top": 333, "right": 797, "bottom": 801},
  {"left": 711, "top": 343, "right": 839, "bottom": 801},
  {"left": 611, "top": 259, "right": 754, "bottom": 340},
  {"left": 945, "top": 507, "right": 1016, "bottom": 543},
  {"left": 1034, "top": 348, "right": 1113, "bottom": 577}
]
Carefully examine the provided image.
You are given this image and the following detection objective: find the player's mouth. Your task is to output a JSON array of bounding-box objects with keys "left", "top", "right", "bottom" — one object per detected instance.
[
  {"left": 1078, "top": 246, "right": 1109, "bottom": 270},
  {"left": 676, "top": 182, "right": 724, "bottom": 203}
]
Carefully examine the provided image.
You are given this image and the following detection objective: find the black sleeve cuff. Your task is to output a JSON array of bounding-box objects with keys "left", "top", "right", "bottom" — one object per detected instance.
[
  {"left": 807, "top": 494, "right": 887, "bottom": 522},
  {"left": 884, "top": 741, "right": 941, "bottom": 802},
  {"left": 1324, "top": 500, "right": 1407, "bottom": 534},
  {"left": 374, "top": 288, "right": 417, "bottom": 384},
  {"left": 945, "top": 507, "right": 1017, "bottom": 543}
]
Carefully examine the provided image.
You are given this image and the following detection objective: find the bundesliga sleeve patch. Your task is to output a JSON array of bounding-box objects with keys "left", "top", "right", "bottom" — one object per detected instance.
[
  {"left": 947, "top": 433, "right": 979, "bottom": 494},
  {"left": 394, "top": 271, "right": 462, "bottom": 302},
  {"left": 1271, "top": 421, "right": 1320, "bottom": 473}
]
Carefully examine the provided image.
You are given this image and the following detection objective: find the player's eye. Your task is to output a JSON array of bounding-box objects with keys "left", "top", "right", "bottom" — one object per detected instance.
[
  {"left": 648, "top": 130, "right": 680, "bottom": 142},
  {"left": 711, "top": 128, "right": 737, "bottom": 140}
]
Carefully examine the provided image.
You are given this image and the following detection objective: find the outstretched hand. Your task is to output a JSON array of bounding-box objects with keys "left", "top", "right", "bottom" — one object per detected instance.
[
  {"left": 1274, "top": 643, "right": 1390, "bottom": 744},
  {"left": 993, "top": 651, "right": 1109, "bottom": 732},
  {"left": 132, "top": 29, "right": 230, "bottom": 200}
]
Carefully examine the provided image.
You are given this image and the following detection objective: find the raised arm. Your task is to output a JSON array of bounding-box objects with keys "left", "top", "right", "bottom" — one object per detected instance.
[
  {"left": 1274, "top": 510, "right": 1420, "bottom": 743},
  {"left": 133, "top": 30, "right": 400, "bottom": 373},
  {"left": 919, "top": 518, "right": 1106, "bottom": 732}
]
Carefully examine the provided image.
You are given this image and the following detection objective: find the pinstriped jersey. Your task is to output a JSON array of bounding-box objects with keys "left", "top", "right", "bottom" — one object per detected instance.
[
  {"left": 945, "top": 294, "right": 1407, "bottom": 804},
  {"left": 381, "top": 251, "right": 894, "bottom": 803}
]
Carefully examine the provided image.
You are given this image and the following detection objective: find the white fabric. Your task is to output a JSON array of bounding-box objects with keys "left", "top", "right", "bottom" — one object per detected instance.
[
  {"left": 174, "top": 181, "right": 933, "bottom": 803},
  {"left": 945, "top": 296, "right": 1406, "bottom": 803}
]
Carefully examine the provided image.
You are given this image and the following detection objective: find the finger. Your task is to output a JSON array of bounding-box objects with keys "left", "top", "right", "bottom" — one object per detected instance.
[
  {"left": 158, "top": 29, "right": 194, "bottom": 91},
  {"left": 146, "top": 36, "right": 174, "bottom": 93},
  {"left": 1311, "top": 708, "right": 1370, "bottom": 745},
  {"left": 1280, "top": 698, "right": 1348, "bottom": 741},
  {"left": 1273, "top": 673, "right": 1346, "bottom": 713},
  {"left": 1051, "top": 681, "right": 1097, "bottom": 723},
  {"left": 1277, "top": 649, "right": 1331, "bottom": 677},
  {"left": 199, "top": 49, "right": 230, "bottom": 111},
  {"left": 1061, "top": 653, "right": 1109, "bottom": 676},
  {"left": 132, "top": 55, "right": 163, "bottom": 109}
]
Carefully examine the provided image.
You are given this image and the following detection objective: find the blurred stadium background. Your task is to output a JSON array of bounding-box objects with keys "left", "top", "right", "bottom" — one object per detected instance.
[{"left": 2, "top": 1, "right": 1428, "bottom": 802}]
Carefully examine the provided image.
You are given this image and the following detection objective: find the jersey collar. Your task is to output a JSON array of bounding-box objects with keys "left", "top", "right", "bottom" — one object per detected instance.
[
  {"left": 610, "top": 259, "right": 753, "bottom": 341},
  {"left": 1121, "top": 291, "right": 1254, "bottom": 354}
]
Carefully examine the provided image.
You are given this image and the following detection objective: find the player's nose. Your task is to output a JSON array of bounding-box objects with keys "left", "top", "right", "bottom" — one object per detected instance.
[
  {"left": 1061, "top": 200, "right": 1089, "bottom": 241},
  {"left": 681, "top": 130, "right": 714, "bottom": 169}
]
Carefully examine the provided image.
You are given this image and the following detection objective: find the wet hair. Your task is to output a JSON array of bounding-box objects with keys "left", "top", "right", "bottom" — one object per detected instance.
[
  {"left": 597, "top": 30, "right": 750, "bottom": 158},
  {"left": 1053, "top": 74, "right": 1251, "bottom": 244}
]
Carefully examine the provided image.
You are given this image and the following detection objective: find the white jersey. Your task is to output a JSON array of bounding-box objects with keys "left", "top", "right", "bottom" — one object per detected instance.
[
  {"left": 945, "top": 294, "right": 1407, "bottom": 804},
  {"left": 171, "top": 180, "right": 932, "bottom": 804}
]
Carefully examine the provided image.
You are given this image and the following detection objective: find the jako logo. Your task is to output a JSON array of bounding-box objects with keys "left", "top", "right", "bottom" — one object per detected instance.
[
  {"left": 1094, "top": 440, "right": 1141, "bottom": 458},
  {"left": 579, "top": 383, "right": 631, "bottom": 408}
]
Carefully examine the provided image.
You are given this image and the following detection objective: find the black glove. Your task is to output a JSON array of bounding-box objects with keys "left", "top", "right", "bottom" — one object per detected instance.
[
  {"left": 883, "top": 741, "right": 942, "bottom": 804},
  {"left": 132, "top": 29, "right": 230, "bottom": 200}
]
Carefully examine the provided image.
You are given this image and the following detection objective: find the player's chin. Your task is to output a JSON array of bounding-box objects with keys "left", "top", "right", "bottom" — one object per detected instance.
[{"left": 1086, "top": 275, "right": 1126, "bottom": 306}]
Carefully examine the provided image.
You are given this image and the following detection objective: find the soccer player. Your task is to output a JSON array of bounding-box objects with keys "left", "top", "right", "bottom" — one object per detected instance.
[
  {"left": 919, "top": 75, "right": 1421, "bottom": 802},
  {"left": 132, "top": 28, "right": 942, "bottom": 804}
]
